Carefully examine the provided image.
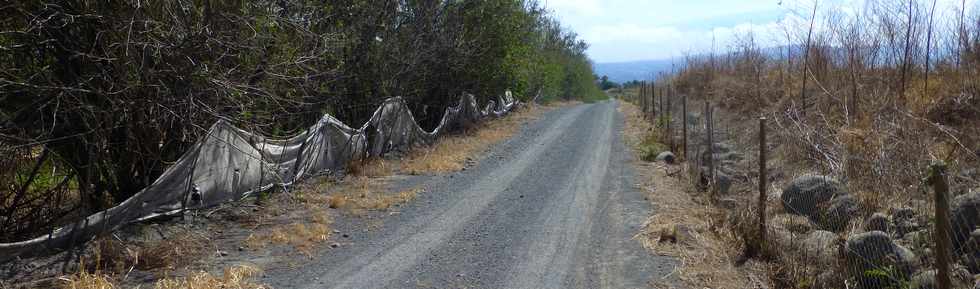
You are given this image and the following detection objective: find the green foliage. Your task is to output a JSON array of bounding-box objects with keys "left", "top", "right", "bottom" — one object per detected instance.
[
  {"left": 639, "top": 131, "right": 667, "bottom": 162},
  {"left": 0, "top": 0, "right": 606, "bottom": 240},
  {"left": 862, "top": 267, "right": 910, "bottom": 289},
  {"left": 598, "top": 75, "right": 619, "bottom": 90}
]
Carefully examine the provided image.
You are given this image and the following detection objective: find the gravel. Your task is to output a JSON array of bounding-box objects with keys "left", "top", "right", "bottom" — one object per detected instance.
[{"left": 263, "top": 100, "right": 676, "bottom": 289}]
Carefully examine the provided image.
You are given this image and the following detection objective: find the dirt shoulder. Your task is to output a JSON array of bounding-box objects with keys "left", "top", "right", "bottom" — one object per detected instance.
[{"left": 618, "top": 101, "right": 768, "bottom": 288}]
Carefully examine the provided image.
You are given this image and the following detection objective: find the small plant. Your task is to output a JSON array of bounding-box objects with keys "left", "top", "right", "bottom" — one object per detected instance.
[{"left": 862, "top": 266, "right": 910, "bottom": 289}]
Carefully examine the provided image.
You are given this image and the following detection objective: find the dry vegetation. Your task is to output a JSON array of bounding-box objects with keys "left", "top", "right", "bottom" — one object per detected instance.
[
  {"left": 401, "top": 104, "right": 545, "bottom": 174},
  {"left": 620, "top": 102, "right": 766, "bottom": 288},
  {"left": 60, "top": 262, "right": 267, "bottom": 289},
  {"left": 151, "top": 265, "right": 268, "bottom": 289},
  {"left": 623, "top": 0, "right": 980, "bottom": 287}
]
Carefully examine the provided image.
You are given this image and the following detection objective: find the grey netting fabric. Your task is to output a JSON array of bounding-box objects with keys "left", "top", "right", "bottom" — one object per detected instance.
[{"left": 0, "top": 93, "right": 519, "bottom": 261}]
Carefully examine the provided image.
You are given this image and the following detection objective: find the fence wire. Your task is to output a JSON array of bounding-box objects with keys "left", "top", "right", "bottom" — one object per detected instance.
[{"left": 633, "top": 84, "right": 979, "bottom": 289}]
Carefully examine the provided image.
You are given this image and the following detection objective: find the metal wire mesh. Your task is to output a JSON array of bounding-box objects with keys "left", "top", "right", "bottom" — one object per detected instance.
[{"left": 637, "top": 85, "right": 979, "bottom": 288}]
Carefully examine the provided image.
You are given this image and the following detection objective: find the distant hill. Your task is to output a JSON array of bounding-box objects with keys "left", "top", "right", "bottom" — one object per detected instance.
[
  {"left": 594, "top": 59, "right": 679, "bottom": 84},
  {"left": 594, "top": 45, "right": 847, "bottom": 84}
]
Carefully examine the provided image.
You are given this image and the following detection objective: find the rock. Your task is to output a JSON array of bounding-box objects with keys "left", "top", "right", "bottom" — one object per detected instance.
[
  {"left": 655, "top": 151, "right": 676, "bottom": 164},
  {"left": 952, "top": 192, "right": 980, "bottom": 251},
  {"left": 769, "top": 229, "right": 840, "bottom": 269},
  {"left": 813, "top": 271, "right": 843, "bottom": 289},
  {"left": 892, "top": 207, "right": 918, "bottom": 237},
  {"left": 845, "top": 231, "right": 917, "bottom": 289},
  {"left": 686, "top": 113, "right": 701, "bottom": 126},
  {"left": 910, "top": 270, "right": 938, "bottom": 289},
  {"left": 805, "top": 230, "right": 841, "bottom": 266},
  {"left": 771, "top": 214, "right": 814, "bottom": 234},
  {"left": 700, "top": 149, "right": 741, "bottom": 165},
  {"left": 330, "top": 242, "right": 340, "bottom": 248},
  {"left": 818, "top": 195, "right": 860, "bottom": 232},
  {"left": 717, "top": 198, "right": 739, "bottom": 210},
  {"left": 909, "top": 268, "right": 973, "bottom": 289},
  {"left": 714, "top": 172, "right": 732, "bottom": 195},
  {"left": 962, "top": 229, "right": 980, "bottom": 273},
  {"left": 892, "top": 207, "right": 916, "bottom": 220},
  {"left": 781, "top": 175, "right": 849, "bottom": 218},
  {"left": 864, "top": 213, "right": 890, "bottom": 232}
]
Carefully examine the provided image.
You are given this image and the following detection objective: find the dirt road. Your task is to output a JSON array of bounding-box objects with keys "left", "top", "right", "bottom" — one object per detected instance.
[{"left": 264, "top": 100, "right": 677, "bottom": 289}]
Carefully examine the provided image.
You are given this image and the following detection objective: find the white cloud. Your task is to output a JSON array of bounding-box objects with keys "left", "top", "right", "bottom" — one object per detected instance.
[
  {"left": 584, "top": 24, "right": 684, "bottom": 44},
  {"left": 546, "top": 0, "right": 980, "bottom": 62}
]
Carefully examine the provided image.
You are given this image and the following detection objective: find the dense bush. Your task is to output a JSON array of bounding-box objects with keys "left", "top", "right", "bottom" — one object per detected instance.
[{"left": 0, "top": 0, "right": 604, "bottom": 241}]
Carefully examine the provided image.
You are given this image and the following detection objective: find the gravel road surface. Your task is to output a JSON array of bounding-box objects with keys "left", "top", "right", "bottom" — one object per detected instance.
[{"left": 264, "top": 100, "right": 677, "bottom": 289}]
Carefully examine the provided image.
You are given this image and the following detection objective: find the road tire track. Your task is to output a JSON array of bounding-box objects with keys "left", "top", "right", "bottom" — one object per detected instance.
[{"left": 265, "top": 100, "right": 677, "bottom": 289}]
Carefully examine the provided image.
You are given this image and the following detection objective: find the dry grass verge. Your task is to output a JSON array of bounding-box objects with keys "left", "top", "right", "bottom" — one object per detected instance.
[
  {"left": 24, "top": 102, "right": 556, "bottom": 289},
  {"left": 152, "top": 264, "right": 267, "bottom": 289},
  {"left": 243, "top": 209, "right": 332, "bottom": 257},
  {"left": 401, "top": 104, "right": 545, "bottom": 174},
  {"left": 619, "top": 101, "right": 765, "bottom": 288}
]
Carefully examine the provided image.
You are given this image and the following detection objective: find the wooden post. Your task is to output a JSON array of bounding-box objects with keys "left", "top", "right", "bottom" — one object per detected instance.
[
  {"left": 667, "top": 83, "right": 673, "bottom": 151},
  {"left": 929, "top": 161, "right": 953, "bottom": 289},
  {"left": 651, "top": 83, "right": 657, "bottom": 120},
  {"left": 758, "top": 117, "right": 768, "bottom": 251},
  {"left": 705, "top": 101, "right": 715, "bottom": 188},
  {"left": 682, "top": 94, "right": 688, "bottom": 161},
  {"left": 641, "top": 82, "right": 647, "bottom": 117},
  {"left": 658, "top": 86, "right": 664, "bottom": 123}
]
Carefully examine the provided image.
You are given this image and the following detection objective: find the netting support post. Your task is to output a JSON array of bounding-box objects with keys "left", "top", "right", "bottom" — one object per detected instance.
[
  {"left": 929, "top": 161, "right": 952, "bottom": 289},
  {"left": 758, "top": 116, "right": 768, "bottom": 253}
]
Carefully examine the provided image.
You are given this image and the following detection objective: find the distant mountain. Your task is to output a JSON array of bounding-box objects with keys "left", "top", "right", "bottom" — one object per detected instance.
[
  {"left": 595, "top": 45, "right": 853, "bottom": 84},
  {"left": 594, "top": 59, "right": 679, "bottom": 84}
]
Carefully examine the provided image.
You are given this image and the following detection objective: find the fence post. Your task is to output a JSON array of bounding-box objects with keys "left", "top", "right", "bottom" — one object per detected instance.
[
  {"left": 641, "top": 82, "right": 647, "bottom": 118},
  {"left": 650, "top": 83, "right": 656, "bottom": 120},
  {"left": 758, "top": 116, "right": 768, "bottom": 252},
  {"left": 929, "top": 161, "right": 952, "bottom": 289},
  {"left": 658, "top": 85, "right": 664, "bottom": 123},
  {"left": 666, "top": 84, "right": 674, "bottom": 151},
  {"left": 682, "top": 93, "right": 688, "bottom": 161},
  {"left": 705, "top": 101, "right": 715, "bottom": 191}
]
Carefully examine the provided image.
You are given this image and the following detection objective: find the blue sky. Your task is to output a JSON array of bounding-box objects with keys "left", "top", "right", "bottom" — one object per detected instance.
[{"left": 543, "top": 0, "right": 977, "bottom": 63}]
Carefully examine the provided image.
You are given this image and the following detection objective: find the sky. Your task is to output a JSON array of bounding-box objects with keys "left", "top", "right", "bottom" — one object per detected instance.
[{"left": 543, "top": 0, "right": 977, "bottom": 63}]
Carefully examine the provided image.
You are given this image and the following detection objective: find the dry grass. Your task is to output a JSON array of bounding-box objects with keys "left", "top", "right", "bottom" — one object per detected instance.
[
  {"left": 620, "top": 102, "right": 765, "bottom": 288},
  {"left": 347, "top": 158, "right": 393, "bottom": 178},
  {"left": 400, "top": 104, "right": 544, "bottom": 174},
  {"left": 331, "top": 177, "right": 421, "bottom": 213},
  {"left": 243, "top": 207, "right": 332, "bottom": 257},
  {"left": 62, "top": 227, "right": 210, "bottom": 279},
  {"left": 152, "top": 265, "right": 267, "bottom": 289},
  {"left": 59, "top": 258, "right": 114, "bottom": 289}
]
